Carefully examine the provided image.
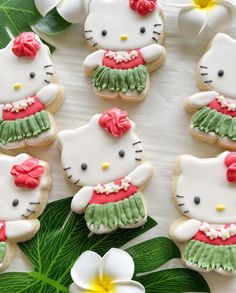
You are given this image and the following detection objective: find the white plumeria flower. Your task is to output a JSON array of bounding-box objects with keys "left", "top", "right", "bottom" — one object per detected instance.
[
  {"left": 168, "top": 0, "right": 236, "bottom": 37},
  {"left": 34, "top": 0, "right": 84, "bottom": 23},
  {"left": 70, "top": 248, "right": 145, "bottom": 293}
]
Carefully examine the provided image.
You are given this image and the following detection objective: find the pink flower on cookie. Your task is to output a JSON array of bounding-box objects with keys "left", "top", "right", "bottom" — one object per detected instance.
[
  {"left": 99, "top": 108, "right": 131, "bottom": 137},
  {"left": 129, "top": 0, "right": 157, "bottom": 15},
  {"left": 10, "top": 158, "right": 45, "bottom": 189},
  {"left": 12, "top": 32, "right": 41, "bottom": 59}
]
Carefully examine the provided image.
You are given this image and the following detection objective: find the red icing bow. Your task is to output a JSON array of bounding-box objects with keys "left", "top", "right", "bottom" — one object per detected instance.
[
  {"left": 10, "top": 158, "right": 45, "bottom": 189},
  {"left": 225, "top": 152, "right": 236, "bottom": 183},
  {"left": 99, "top": 108, "right": 132, "bottom": 137},
  {"left": 12, "top": 32, "right": 41, "bottom": 59},
  {"left": 129, "top": 0, "right": 157, "bottom": 16}
]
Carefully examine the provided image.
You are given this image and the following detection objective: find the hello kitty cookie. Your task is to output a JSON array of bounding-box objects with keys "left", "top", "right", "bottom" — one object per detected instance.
[
  {"left": 170, "top": 152, "right": 236, "bottom": 275},
  {"left": 58, "top": 108, "right": 153, "bottom": 234},
  {"left": 81, "top": 0, "right": 166, "bottom": 102},
  {"left": 0, "top": 32, "right": 64, "bottom": 150},
  {"left": 185, "top": 33, "right": 236, "bottom": 149},
  {"left": 0, "top": 153, "right": 51, "bottom": 271}
]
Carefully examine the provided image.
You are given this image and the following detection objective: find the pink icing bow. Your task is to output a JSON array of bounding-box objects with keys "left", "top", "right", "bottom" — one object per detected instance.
[
  {"left": 225, "top": 153, "right": 236, "bottom": 183},
  {"left": 99, "top": 108, "right": 132, "bottom": 137},
  {"left": 12, "top": 32, "right": 41, "bottom": 59},
  {"left": 10, "top": 158, "right": 45, "bottom": 189},
  {"left": 129, "top": 0, "right": 157, "bottom": 16}
]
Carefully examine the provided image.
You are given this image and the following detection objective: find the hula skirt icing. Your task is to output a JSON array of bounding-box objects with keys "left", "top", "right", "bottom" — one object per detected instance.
[
  {"left": 92, "top": 65, "right": 148, "bottom": 94},
  {"left": 192, "top": 106, "right": 236, "bottom": 141},
  {"left": 0, "top": 110, "right": 51, "bottom": 145},
  {"left": 185, "top": 240, "right": 236, "bottom": 272},
  {"left": 0, "top": 242, "right": 7, "bottom": 265},
  {"left": 85, "top": 193, "right": 146, "bottom": 231}
]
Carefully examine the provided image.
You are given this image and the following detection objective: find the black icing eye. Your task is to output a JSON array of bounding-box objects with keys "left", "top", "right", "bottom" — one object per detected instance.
[
  {"left": 81, "top": 163, "right": 88, "bottom": 171},
  {"left": 140, "top": 27, "right": 146, "bottom": 34},
  {"left": 218, "top": 70, "right": 224, "bottom": 77},
  {"left": 101, "top": 30, "right": 107, "bottom": 37},
  {"left": 119, "top": 150, "right": 125, "bottom": 158},
  {"left": 194, "top": 196, "right": 201, "bottom": 205},
  {"left": 12, "top": 199, "right": 19, "bottom": 207},
  {"left": 30, "top": 72, "right": 35, "bottom": 79}
]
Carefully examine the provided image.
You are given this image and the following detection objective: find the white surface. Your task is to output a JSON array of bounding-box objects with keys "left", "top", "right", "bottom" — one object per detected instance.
[{"left": 4, "top": 2, "right": 236, "bottom": 292}]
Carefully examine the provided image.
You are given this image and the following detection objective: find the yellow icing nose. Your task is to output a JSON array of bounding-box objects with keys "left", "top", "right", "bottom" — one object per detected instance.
[
  {"left": 216, "top": 204, "right": 225, "bottom": 212},
  {"left": 102, "top": 163, "right": 110, "bottom": 170},
  {"left": 120, "top": 35, "right": 128, "bottom": 41},
  {"left": 14, "top": 83, "right": 22, "bottom": 90}
]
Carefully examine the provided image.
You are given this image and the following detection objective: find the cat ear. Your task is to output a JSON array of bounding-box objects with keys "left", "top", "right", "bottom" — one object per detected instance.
[
  {"left": 178, "top": 155, "right": 200, "bottom": 173},
  {"left": 211, "top": 33, "right": 235, "bottom": 50},
  {"left": 58, "top": 129, "right": 78, "bottom": 149},
  {"left": 57, "top": 0, "right": 90, "bottom": 23}
]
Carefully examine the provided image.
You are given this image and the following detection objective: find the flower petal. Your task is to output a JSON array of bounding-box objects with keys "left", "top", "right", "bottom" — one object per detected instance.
[
  {"left": 71, "top": 251, "right": 102, "bottom": 291},
  {"left": 100, "top": 248, "right": 134, "bottom": 285},
  {"left": 69, "top": 283, "right": 87, "bottom": 293},
  {"left": 110, "top": 280, "right": 145, "bottom": 293},
  {"left": 167, "top": 0, "right": 195, "bottom": 8},
  {"left": 57, "top": 0, "right": 85, "bottom": 23},
  {"left": 178, "top": 7, "right": 208, "bottom": 37},
  {"left": 207, "top": 1, "right": 236, "bottom": 33},
  {"left": 34, "top": 0, "right": 61, "bottom": 16}
]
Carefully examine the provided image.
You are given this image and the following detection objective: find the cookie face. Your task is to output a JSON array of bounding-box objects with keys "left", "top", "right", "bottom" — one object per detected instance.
[
  {"left": 0, "top": 34, "right": 53, "bottom": 103},
  {"left": 58, "top": 113, "right": 143, "bottom": 186},
  {"left": 58, "top": 108, "right": 153, "bottom": 234},
  {"left": 85, "top": 0, "right": 164, "bottom": 51},
  {"left": 198, "top": 33, "right": 236, "bottom": 99},
  {"left": 175, "top": 152, "right": 236, "bottom": 224},
  {"left": 171, "top": 152, "right": 236, "bottom": 275}
]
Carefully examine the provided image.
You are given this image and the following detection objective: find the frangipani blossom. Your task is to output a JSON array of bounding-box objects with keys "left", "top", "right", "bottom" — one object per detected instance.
[
  {"left": 34, "top": 0, "right": 84, "bottom": 23},
  {"left": 168, "top": 0, "right": 236, "bottom": 37},
  {"left": 69, "top": 248, "right": 145, "bottom": 293}
]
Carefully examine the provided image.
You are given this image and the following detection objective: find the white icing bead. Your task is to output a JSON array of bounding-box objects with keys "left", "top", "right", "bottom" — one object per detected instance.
[
  {"left": 217, "top": 95, "right": 236, "bottom": 111},
  {"left": 4, "top": 97, "right": 35, "bottom": 113},
  {"left": 94, "top": 177, "right": 131, "bottom": 195}
]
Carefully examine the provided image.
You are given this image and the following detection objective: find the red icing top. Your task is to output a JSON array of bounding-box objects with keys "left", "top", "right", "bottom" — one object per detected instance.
[
  {"left": 99, "top": 108, "right": 131, "bottom": 137},
  {"left": 10, "top": 158, "right": 45, "bottom": 189},
  {"left": 3, "top": 97, "right": 45, "bottom": 121},
  {"left": 129, "top": 0, "right": 157, "bottom": 15},
  {"left": 0, "top": 221, "right": 6, "bottom": 241},
  {"left": 102, "top": 50, "right": 144, "bottom": 70},
  {"left": 12, "top": 32, "right": 41, "bottom": 59},
  {"left": 208, "top": 98, "right": 236, "bottom": 117},
  {"left": 194, "top": 225, "right": 236, "bottom": 246},
  {"left": 225, "top": 152, "right": 236, "bottom": 183},
  {"left": 90, "top": 179, "right": 138, "bottom": 205}
]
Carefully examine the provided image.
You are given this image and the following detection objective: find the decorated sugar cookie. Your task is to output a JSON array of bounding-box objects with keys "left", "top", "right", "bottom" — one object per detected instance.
[
  {"left": 82, "top": 0, "right": 166, "bottom": 102},
  {"left": 0, "top": 153, "right": 51, "bottom": 271},
  {"left": 0, "top": 32, "right": 64, "bottom": 150},
  {"left": 169, "top": 0, "right": 236, "bottom": 37},
  {"left": 58, "top": 108, "right": 153, "bottom": 234},
  {"left": 70, "top": 248, "right": 145, "bottom": 293},
  {"left": 185, "top": 33, "right": 236, "bottom": 149},
  {"left": 170, "top": 152, "right": 236, "bottom": 275}
]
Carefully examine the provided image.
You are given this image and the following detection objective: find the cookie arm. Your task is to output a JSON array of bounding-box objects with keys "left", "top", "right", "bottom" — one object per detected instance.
[
  {"left": 5, "top": 219, "right": 40, "bottom": 241},
  {"left": 185, "top": 91, "right": 218, "bottom": 112},
  {"left": 170, "top": 219, "right": 201, "bottom": 242},
  {"left": 83, "top": 50, "right": 106, "bottom": 71},
  {"left": 128, "top": 162, "right": 153, "bottom": 188},
  {"left": 71, "top": 186, "right": 94, "bottom": 214},
  {"left": 140, "top": 44, "right": 165, "bottom": 63},
  {"left": 37, "top": 84, "right": 64, "bottom": 106}
]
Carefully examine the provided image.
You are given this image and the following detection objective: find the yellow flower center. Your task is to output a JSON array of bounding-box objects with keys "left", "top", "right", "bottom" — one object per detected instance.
[
  {"left": 90, "top": 276, "right": 116, "bottom": 293},
  {"left": 193, "top": 0, "right": 215, "bottom": 9}
]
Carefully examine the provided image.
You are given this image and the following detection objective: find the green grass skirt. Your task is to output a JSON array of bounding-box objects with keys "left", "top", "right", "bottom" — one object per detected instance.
[
  {"left": 192, "top": 106, "right": 236, "bottom": 141},
  {"left": 185, "top": 240, "right": 236, "bottom": 272},
  {"left": 0, "top": 110, "right": 51, "bottom": 145},
  {"left": 0, "top": 242, "right": 7, "bottom": 264},
  {"left": 92, "top": 65, "right": 148, "bottom": 94},
  {"left": 85, "top": 193, "right": 146, "bottom": 231}
]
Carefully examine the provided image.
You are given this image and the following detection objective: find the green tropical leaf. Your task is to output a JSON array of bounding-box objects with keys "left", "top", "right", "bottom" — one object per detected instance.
[
  {"left": 0, "top": 198, "right": 157, "bottom": 292},
  {"left": 135, "top": 268, "right": 211, "bottom": 293},
  {"left": 126, "top": 237, "right": 181, "bottom": 274},
  {"left": 0, "top": 0, "right": 71, "bottom": 49}
]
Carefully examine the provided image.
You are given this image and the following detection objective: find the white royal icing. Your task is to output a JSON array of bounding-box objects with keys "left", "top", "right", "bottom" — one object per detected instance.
[
  {"left": 199, "top": 222, "right": 236, "bottom": 240},
  {"left": 4, "top": 97, "right": 35, "bottom": 113},
  {"left": 94, "top": 177, "right": 131, "bottom": 194},
  {"left": 105, "top": 50, "right": 139, "bottom": 64},
  {"left": 217, "top": 95, "right": 236, "bottom": 111},
  {"left": 169, "top": 0, "right": 236, "bottom": 37},
  {"left": 70, "top": 248, "right": 145, "bottom": 293}
]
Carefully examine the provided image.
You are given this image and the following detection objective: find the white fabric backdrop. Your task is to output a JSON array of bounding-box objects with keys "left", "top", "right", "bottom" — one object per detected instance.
[{"left": 4, "top": 1, "right": 236, "bottom": 292}]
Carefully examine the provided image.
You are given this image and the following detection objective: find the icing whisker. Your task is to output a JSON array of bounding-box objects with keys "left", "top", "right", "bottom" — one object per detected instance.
[
  {"left": 30, "top": 202, "right": 40, "bottom": 205},
  {"left": 153, "top": 31, "right": 161, "bottom": 35},
  {"left": 152, "top": 37, "right": 158, "bottom": 43},
  {"left": 44, "top": 79, "right": 50, "bottom": 84},
  {"left": 178, "top": 204, "right": 185, "bottom": 206},
  {"left": 176, "top": 195, "right": 184, "bottom": 198},
  {"left": 200, "top": 66, "right": 208, "bottom": 69},
  {"left": 135, "top": 150, "right": 143, "bottom": 153},
  {"left": 64, "top": 167, "right": 71, "bottom": 171},
  {"left": 22, "top": 214, "right": 29, "bottom": 219},
  {"left": 133, "top": 141, "right": 141, "bottom": 146},
  {"left": 201, "top": 73, "right": 208, "bottom": 76},
  {"left": 154, "top": 24, "right": 162, "bottom": 27},
  {"left": 85, "top": 30, "right": 93, "bottom": 33},
  {"left": 86, "top": 37, "right": 93, "bottom": 41},
  {"left": 135, "top": 158, "right": 142, "bottom": 161},
  {"left": 204, "top": 80, "right": 213, "bottom": 84},
  {"left": 46, "top": 72, "right": 53, "bottom": 75},
  {"left": 44, "top": 64, "right": 53, "bottom": 68},
  {"left": 93, "top": 43, "right": 98, "bottom": 48},
  {"left": 184, "top": 210, "right": 189, "bottom": 214},
  {"left": 27, "top": 209, "right": 36, "bottom": 214},
  {"left": 74, "top": 179, "right": 80, "bottom": 185},
  {"left": 68, "top": 175, "right": 72, "bottom": 179}
]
